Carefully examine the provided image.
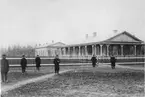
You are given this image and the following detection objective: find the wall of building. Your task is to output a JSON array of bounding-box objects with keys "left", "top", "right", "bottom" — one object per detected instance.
[
  {"left": 35, "top": 47, "right": 62, "bottom": 57},
  {"left": 35, "top": 48, "right": 48, "bottom": 56}
]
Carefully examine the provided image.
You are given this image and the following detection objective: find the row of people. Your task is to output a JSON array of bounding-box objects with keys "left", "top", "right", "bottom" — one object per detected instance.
[
  {"left": 1, "top": 54, "right": 60, "bottom": 83},
  {"left": 20, "top": 55, "right": 60, "bottom": 74},
  {"left": 1, "top": 54, "right": 116, "bottom": 83},
  {"left": 91, "top": 54, "right": 116, "bottom": 69},
  {"left": 21, "top": 55, "right": 41, "bottom": 74}
]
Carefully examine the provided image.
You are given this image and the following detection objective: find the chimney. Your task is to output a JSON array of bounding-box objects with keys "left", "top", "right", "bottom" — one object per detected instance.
[
  {"left": 52, "top": 40, "right": 54, "bottom": 43},
  {"left": 86, "top": 34, "right": 88, "bottom": 39},
  {"left": 113, "top": 30, "right": 118, "bottom": 34},
  {"left": 93, "top": 32, "right": 97, "bottom": 37}
]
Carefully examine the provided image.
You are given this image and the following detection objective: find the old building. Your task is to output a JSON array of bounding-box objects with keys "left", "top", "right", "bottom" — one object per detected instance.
[
  {"left": 35, "top": 31, "right": 145, "bottom": 58},
  {"left": 35, "top": 42, "right": 65, "bottom": 57}
]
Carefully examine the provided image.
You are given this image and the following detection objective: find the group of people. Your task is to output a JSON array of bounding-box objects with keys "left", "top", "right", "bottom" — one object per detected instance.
[
  {"left": 1, "top": 54, "right": 116, "bottom": 83},
  {"left": 91, "top": 54, "right": 116, "bottom": 69},
  {"left": 20, "top": 55, "right": 41, "bottom": 74},
  {"left": 1, "top": 54, "right": 60, "bottom": 83}
]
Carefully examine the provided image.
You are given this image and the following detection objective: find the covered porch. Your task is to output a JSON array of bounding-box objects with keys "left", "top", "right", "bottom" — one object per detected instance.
[{"left": 59, "top": 31, "right": 144, "bottom": 57}]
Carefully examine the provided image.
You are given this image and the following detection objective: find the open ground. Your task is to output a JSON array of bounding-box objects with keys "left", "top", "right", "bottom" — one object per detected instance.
[{"left": 1, "top": 64, "right": 144, "bottom": 97}]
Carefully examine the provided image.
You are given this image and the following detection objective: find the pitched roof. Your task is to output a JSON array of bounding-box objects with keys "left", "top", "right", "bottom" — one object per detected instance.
[
  {"left": 36, "top": 31, "right": 144, "bottom": 48},
  {"left": 65, "top": 31, "right": 144, "bottom": 47},
  {"left": 36, "top": 42, "right": 65, "bottom": 49},
  {"left": 104, "top": 31, "right": 143, "bottom": 43},
  {"left": 48, "top": 42, "right": 65, "bottom": 47}
]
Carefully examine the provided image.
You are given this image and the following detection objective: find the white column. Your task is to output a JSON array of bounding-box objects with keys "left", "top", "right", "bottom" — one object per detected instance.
[
  {"left": 64, "top": 48, "right": 66, "bottom": 56},
  {"left": 78, "top": 46, "right": 81, "bottom": 56},
  {"left": 94, "top": 45, "right": 96, "bottom": 55},
  {"left": 68, "top": 47, "right": 70, "bottom": 56},
  {"left": 70, "top": 47, "right": 72, "bottom": 56},
  {"left": 82, "top": 46, "right": 84, "bottom": 56},
  {"left": 134, "top": 45, "right": 136, "bottom": 56},
  {"left": 100, "top": 45, "right": 103, "bottom": 56},
  {"left": 60, "top": 48, "right": 62, "bottom": 56},
  {"left": 73, "top": 47, "right": 75, "bottom": 56},
  {"left": 96, "top": 45, "right": 99, "bottom": 55},
  {"left": 121, "top": 45, "right": 124, "bottom": 56},
  {"left": 58, "top": 48, "right": 61, "bottom": 56},
  {"left": 92, "top": 45, "right": 94, "bottom": 55},
  {"left": 85, "top": 46, "right": 88, "bottom": 56},
  {"left": 107, "top": 45, "right": 109, "bottom": 56}
]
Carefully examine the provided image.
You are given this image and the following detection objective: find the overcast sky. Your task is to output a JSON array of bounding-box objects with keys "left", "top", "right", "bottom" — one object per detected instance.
[{"left": 0, "top": 0, "right": 145, "bottom": 47}]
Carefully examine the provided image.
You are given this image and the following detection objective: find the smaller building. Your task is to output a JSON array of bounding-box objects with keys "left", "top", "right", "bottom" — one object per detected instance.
[{"left": 35, "top": 42, "right": 65, "bottom": 57}]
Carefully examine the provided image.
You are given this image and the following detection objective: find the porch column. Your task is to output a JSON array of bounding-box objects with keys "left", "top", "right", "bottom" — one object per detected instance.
[
  {"left": 121, "top": 45, "right": 124, "bottom": 56},
  {"left": 92, "top": 45, "right": 94, "bottom": 55},
  {"left": 78, "top": 46, "right": 81, "bottom": 56},
  {"left": 59, "top": 48, "right": 61, "bottom": 56},
  {"left": 73, "top": 47, "right": 75, "bottom": 56},
  {"left": 64, "top": 48, "right": 66, "bottom": 56},
  {"left": 68, "top": 47, "right": 70, "bottom": 56},
  {"left": 107, "top": 45, "right": 109, "bottom": 56},
  {"left": 134, "top": 45, "right": 136, "bottom": 56},
  {"left": 100, "top": 44, "right": 103, "bottom": 56},
  {"left": 94, "top": 45, "right": 96, "bottom": 55},
  {"left": 85, "top": 46, "right": 88, "bottom": 56}
]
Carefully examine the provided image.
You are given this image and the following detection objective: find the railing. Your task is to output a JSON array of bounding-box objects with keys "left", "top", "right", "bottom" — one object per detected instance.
[
  {"left": 4, "top": 54, "right": 144, "bottom": 58},
  {"left": 2, "top": 56, "right": 144, "bottom": 65}
]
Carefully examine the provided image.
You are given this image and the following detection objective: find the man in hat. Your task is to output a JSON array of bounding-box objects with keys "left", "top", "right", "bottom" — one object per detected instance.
[
  {"left": 35, "top": 55, "right": 41, "bottom": 71},
  {"left": 91, "top": 54, "right": 97, "bottom": 67},
  {"left": 1, "top": 54, "right": 9, "bottom": 83},
  {"left": 20, "top": 55, "right": 27, "bottom": 74},
  {"left": 53, "top": 55, "right": 60, "bottom": 74},
  {"left": 110, "top": 55, "right": 116, "bottom": 69}
]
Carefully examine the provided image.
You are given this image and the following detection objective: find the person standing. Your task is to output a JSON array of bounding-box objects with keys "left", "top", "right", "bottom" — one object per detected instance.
[
  {"left": 1, "top": 54, "right": 9, "bottom": 83},
  {"left": 20, "top": 55, "right": 27, "bottom": 74},
  {"left": 35, "top": 55, "right": 41, "bottom": 71},
  {"left": 91, "top": 54, "right": 97, "bottom": 67},
  {"left": 110, "top": 55, "right": 116, "bottom": 69},
  {"left": 53, "top": 55, "right": 60, "bottom": 74}
]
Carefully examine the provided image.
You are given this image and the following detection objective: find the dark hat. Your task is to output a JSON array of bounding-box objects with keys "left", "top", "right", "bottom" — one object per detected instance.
[{"left": 2, "top": 54, "right": 6, "bottom": 57}]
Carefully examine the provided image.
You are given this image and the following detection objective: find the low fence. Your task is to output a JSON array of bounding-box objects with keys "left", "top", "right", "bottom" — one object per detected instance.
[{"left": 5, "top": 56, "right": 145, "bottom": 65}]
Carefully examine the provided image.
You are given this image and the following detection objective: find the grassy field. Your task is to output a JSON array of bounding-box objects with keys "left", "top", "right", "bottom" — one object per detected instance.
[
  {"left": 2, "top": 65, "right": 144, "bottom": 97},
  {"left": 119, "top": 64, "right": 144, "bottom": 68},
  {"left": 1, "top": 65, "right": 80, "bottom": 86}
]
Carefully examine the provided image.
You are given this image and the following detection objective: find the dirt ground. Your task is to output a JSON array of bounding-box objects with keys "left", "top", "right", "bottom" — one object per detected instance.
[
  {"left": 1, "top": 66, "right": 79, "bottom": 87},
  {"left": 1, "top": 65, "right": 144, "bottom": 97}
]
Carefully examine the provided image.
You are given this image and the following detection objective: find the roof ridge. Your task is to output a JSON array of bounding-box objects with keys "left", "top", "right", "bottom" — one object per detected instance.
[{"left": 104, "top": 31, "right": 143, "bottom": 42}]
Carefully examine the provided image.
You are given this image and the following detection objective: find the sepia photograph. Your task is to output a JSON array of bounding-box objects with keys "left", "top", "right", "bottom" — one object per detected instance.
[{"left": 0, "top": 0, "right": 144, "bottom": 97}]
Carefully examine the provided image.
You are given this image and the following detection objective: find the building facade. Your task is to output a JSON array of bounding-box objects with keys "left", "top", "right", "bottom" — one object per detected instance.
[
  {"left": 35, "top": 31, "right": 145, "bottom": 58},
  {"left": 35, "top": 42, "right": 65, "bottom": 57}
]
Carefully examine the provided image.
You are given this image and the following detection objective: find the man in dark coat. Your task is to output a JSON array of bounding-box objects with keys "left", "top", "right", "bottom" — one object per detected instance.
[
  {"left": 20, "top": 55, "right": 27, "bottom": 74},
  {"left": 35, "top": 55, "right": 41, "bottom": 71},
  {"left": 91, "top": 54, "right": 97, "bottom": 67},
  {"left": 53, "top": 55, "right": 60, "bottom": 74},
  {"left": 110, "top": 55, "right": 116, "bottom": 69},
  {"left": 1, "top": 54, "right": 9, "bottom": 83}
]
